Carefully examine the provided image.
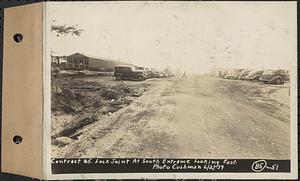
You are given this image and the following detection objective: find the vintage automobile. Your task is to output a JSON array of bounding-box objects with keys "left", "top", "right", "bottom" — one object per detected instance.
[
  {"left": 148, "top": 71, "right": 160, "bottom": 78},
  {"left": 159, "top": 72, "right": 167, "bottom": 78},
  {"left": 114, "top": 65, "right": 147, "bottom": 81},
  {"left": 245, "top": 70, "right": 263, "bottom": 81},
  {"left": 259, "top": 69, "right": 289, "bottom": 84},
  {"left": 219, "top": 70, "right": 228, "bottom": 78},
  {"left": 224, "top": 71, "right": 234, "bottom": 79},
  {"left": 238, "top": 70, "right": 252, "bottom": 80},
  {"left": 134, "top": 66, "right": 159, "bottom": 79},
  {"left": 224, "top": 69, "right": 244, "bottom": 79},
  {"left": 232, "top": 69, "right": 246, "bottom": 79}
]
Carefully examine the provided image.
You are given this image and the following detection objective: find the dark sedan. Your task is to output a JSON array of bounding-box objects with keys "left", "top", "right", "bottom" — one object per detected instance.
[
  {"left": 245, "top": 70, "right": 263, "bottom": 81},
  {"left": 259, "top": 69, "right": 289, "bottom": 84}
]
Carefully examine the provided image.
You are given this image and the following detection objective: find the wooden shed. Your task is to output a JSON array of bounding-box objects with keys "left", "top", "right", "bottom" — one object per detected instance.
[{"left": 65, "top": 53, "right": 130, "bottom": 71}]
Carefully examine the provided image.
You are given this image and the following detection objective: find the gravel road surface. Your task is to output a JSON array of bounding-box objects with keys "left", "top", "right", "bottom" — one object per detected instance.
[{"left": 53, "top": 75, "right": 290, "bottom": 159}]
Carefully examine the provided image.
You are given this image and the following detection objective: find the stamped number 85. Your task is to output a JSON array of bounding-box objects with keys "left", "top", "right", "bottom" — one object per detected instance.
[{"left": 251, "top": 160, "right": 267, "bottom": 172}]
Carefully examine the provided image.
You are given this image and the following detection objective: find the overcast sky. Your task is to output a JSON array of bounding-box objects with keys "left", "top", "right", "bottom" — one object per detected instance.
[{"left": 47, "top": 1, "right": 296, "bottom": 73}]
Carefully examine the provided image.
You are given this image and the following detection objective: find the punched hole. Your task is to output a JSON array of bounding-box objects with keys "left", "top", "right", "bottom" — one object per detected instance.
[
  {"left": 13, "top": 135, "right": 23, "bottom": 144},
  {"left": 13, "top": 33, "right": 23, "bottom": 43}
]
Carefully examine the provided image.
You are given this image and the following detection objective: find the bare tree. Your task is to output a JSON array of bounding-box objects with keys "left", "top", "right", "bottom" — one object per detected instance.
[
  {"left": 51, "top": 23, "right": 84, "bottom": 37},
  {"left": 51, "top": 22, "right": 84, "bottom": 93}
]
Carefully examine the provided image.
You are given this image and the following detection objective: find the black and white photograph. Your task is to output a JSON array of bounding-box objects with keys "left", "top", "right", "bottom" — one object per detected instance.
[{"left": 46, "top": 1, "right": 297, "bottom": 179}]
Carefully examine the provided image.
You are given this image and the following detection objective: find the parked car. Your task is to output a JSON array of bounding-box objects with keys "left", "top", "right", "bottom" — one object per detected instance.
[
  {"left": 224, "top": 71, "right": 234, "bottom": 79},
  {"left": 238, "top": 70, "right": 252, "bottom": 80},
  {"left": 245, "top": 70, "right": 263, "bottom": 81},
  {"left": 232, "top": 69, "right": 246, "bottom": 79},
  {"left": 135, "top": 67, "right": 158, "bottom": 79},
  {"left": 114, "top": 65, "right": 147, "bottom": 81},
  {"left": 146, "top": 70, "right": 160, "bottom": 78},
  {"left": 151, "top": 71, "right": 160, "bottom": 78},
  {"left": 224, "top": 69, "right": 244, "bottom": 79},
  {"left": 220, "top": 70, "right": 228, "bottom": 78},
  {"left": 259, "top": 69, "right": 289, "bottom": 84},
  {"left": 159, "top": 72, "right": 167, "bottom": 78}
]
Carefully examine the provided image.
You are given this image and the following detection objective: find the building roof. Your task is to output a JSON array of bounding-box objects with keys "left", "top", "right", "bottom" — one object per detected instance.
[{"left": 67, "top": 53, "right": 129, "bottom": 65}]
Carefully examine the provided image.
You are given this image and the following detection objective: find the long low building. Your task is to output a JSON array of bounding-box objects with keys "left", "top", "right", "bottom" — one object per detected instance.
[{"left": 60, "top": 53, "right": 130, "bottom": 72}]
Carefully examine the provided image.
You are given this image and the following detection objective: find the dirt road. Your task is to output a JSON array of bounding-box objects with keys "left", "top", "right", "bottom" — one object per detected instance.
[{"left": 54, "top": 75, "right": 290, "bottom": 159}]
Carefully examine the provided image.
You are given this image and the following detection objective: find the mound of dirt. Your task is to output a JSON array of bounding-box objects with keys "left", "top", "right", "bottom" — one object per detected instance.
[
  {"left": 51, "top": 75, "right": 155, "bottom": 149},
  {"left": 102, "top": 88, "right": 121, "bottom": 100},
  {"left": 51, "top": 88, "right": 91, "bottom": 114},
  {"left": 53, "top": 114, "right": 98, "bottom": 138},
  {"left": 52, "top": 136, "right": 74, "bottom": 147}
]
